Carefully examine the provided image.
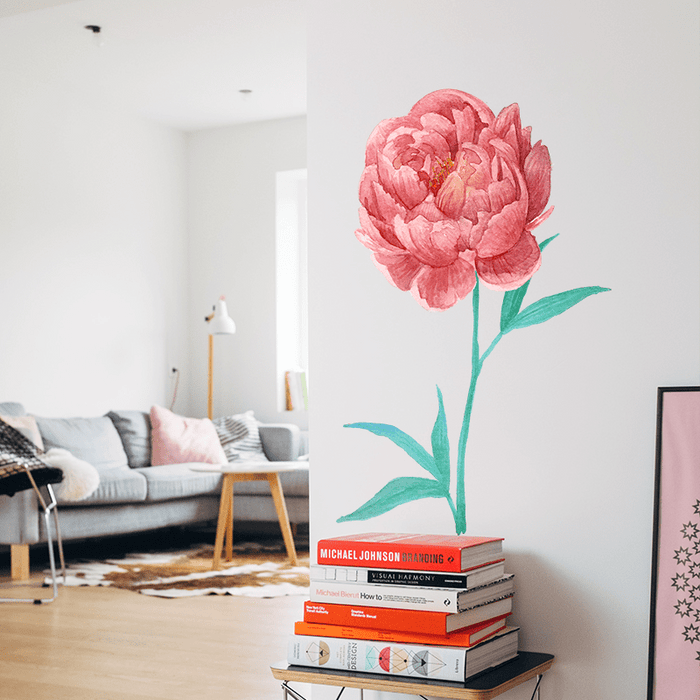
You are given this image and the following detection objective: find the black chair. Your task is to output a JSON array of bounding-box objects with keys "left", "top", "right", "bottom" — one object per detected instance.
[{"left": 0, "top": 418, "right": 66, "bottom": 603}]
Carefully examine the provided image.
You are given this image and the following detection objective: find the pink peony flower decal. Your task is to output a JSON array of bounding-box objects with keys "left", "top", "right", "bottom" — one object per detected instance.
[
  {"left": 356, "top": 89, "right": 553, "bottom": 310},
  {"left": 343, "top": 90, "right": 610, "bottom": 534}
]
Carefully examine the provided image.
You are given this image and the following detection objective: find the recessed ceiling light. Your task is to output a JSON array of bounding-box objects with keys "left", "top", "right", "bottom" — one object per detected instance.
[{"left": 84, "top": 24, "right": 104, "bottom": 47}]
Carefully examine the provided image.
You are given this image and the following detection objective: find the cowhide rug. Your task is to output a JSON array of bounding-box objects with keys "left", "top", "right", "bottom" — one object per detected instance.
[{"left": 46, "top": 540, "right": 310, "bottom": 598}]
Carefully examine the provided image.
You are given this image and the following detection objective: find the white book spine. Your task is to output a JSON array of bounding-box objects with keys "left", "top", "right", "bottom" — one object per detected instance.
[
  {"left": 309, "top": 580, "right": 462, "bottom": 613},
  {"left": 288, "top": 634, "right": 468, "bottom": 681},
  {"left": 310, "top": 562, "right": 505, "bottom": 589}
]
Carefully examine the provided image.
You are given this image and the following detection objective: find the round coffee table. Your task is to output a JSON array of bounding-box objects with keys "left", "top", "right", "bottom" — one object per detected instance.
[{"left": 190, "top": 461, "right": 308, "bottom": 569}]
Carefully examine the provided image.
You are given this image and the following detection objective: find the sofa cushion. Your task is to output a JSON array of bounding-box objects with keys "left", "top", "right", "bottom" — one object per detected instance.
[
  {"left": 212, "top": 416, "right": 248, "bottom": 461},
  {"left": 35, "top": 415, "right": 129, "bottom": 471},
  {"left": 58, "top": 467, "right": 147, "bottom": 506},
  {"left": 135, "top": 464, "right": 223, "bottom": 502},
  {"left": 213, "top": 411, "right": 269, "bottom": 462},
  {"left": 150, "top": 405, "right": 227, "bottom": 465},
  {"left": 107, "top": 410, "right": 152, "bottom": 468},
  {"left": 259, "top": 424, "right": 302, "bottom": 461},
  {"left": 0, "top": 402, "right": 26, "bottom": 416},
  {"left": 0, "top": 414, "right": 44, "bottom": 449}
]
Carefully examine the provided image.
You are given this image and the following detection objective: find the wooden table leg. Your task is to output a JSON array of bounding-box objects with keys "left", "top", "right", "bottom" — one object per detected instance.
[
  {"left": 224, "top": 484, "right": 234, "bottom": 563},
  {"left": 213, "top": 475, "right": 233, "bottom": 570},
  {"left": 267, "top": 472, "right": 298, "bottom": 567},
  {"left": 11, "top": 544, "right": 30, "bottom": 581}
]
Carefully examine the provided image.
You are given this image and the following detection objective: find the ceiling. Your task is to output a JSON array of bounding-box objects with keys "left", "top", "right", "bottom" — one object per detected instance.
[{"left": 0, "top": 0, "right": 307, "bottom": 131}]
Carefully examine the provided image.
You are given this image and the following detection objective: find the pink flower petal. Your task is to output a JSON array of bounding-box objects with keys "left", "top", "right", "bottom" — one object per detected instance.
[
  {"left": 412, "top": 255, "right": 477, "bottom": 310},
  {"left": 476, "top": 230, "right": 541, "bottom": 291},
  {"left": 524, "top": 141, "right": 552, "bottom": 222},
  {"left": 435, "top": 172, "right": 467, "bottom": 219},
  {"left": 492, "top": 104, "right": 529, "bottom": 165},
  {"left": 356, "top": 207, "right": 396, "bottom": 253},
  {"left": 376, "top": 152, "right": 428, "bottom": 210},
  {"left": 374, "top": 249, "right": 424, "bottom": 292},
  {"left": 476, "top": 198, "right": 528, "bottom": 258},
  {"left": 364, "top": 116, "right": 416, "bottom": 167},
  {"left": 394, "top": 215, "right": 466, "bottom": 267},
  {"left": 412, "top": 90, "right": 494, "bottom": 133},
  {"left": 356, "top": 212, "right": 423, "bottom": 292}
]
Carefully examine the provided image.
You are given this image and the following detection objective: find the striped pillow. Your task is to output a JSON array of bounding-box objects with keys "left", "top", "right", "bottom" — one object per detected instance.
[{"left": 213, "top": 411, "right": 269, "bottom": 462}]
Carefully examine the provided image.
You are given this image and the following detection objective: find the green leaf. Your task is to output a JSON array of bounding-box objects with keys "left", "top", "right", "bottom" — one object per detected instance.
[
  {"left": 538, "top": 234, "right": 560, "bottom": 252},
  {"left": 500, "top": 283, "right": 530, "bottom": 333},
  {"left": 336, "top": 476, "right": 448, "bottom": 522},
  {"left": 500, "top": 234, "right": 560, "bottom": 333},
  {"left": 430, "top": 387, "right": 450, "bottom": 485},
  {"left": 503, "top": 286, "right": 611, "bottom": 333},
  {"left": 344, "top": 422, "right": 440, "bottom": 480}
]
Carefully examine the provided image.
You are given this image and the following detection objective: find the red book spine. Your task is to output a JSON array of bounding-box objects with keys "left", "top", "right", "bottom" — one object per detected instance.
[
  {"left": 317, "top": 535, "right": 500, "bottom": 572},
  {"left": 303, "top": 600, "right": 452, "bottom": 635},
  {"left": 293, "top": 616, "right": 508, "bottom": 648}
]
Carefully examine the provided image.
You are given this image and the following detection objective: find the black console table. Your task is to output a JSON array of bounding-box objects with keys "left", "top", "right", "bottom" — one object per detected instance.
[{"left": 271, "top": 651, "right": 554, "bottom": 700}]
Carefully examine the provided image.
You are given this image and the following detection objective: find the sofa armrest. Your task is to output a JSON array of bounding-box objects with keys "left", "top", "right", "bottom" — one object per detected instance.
[
  {"left": 0, "top": 490, "right": 40, "bottom": 544},
  {"left": 259, "top": 424, "right": 302, "bottom": 461}
]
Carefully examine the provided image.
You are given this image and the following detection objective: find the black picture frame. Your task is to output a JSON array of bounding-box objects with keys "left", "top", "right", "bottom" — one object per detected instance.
[{"left": 648, "top": 386, "right": 700, "bottom": 700}]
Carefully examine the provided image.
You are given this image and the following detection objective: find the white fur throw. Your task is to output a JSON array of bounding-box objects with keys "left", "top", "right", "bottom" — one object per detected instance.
[{"left": 44, "top": 448, "right": 100, "bottom": 502}]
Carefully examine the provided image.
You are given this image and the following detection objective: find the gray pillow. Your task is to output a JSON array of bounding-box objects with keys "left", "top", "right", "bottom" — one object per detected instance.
[
  {"left": 106, "top": 410, "right": 152, "bottom": 468},
  {"left": 0, "top": 402, "right": 26, "bottom": 416},
  {"left": 35, "top": 415, "right": 128, "bottom": 471}
]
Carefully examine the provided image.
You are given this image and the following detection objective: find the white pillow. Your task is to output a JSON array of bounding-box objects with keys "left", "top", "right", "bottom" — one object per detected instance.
[
  {"left": 44, "top": 448, "right": 100, "bottom": 502},
  {"left": 213, "top": 411, "right": 269, "bottom": 462}
]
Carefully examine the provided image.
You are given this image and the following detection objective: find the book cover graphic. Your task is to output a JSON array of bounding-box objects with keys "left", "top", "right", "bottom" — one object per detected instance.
[
  {"left": 311, "top": 561, "right": 505, "bottom": 590},
  {"left": 317, "top": 533, "right": 504, "bottom": 572},
  {"left": 288, "top": 628, "right": 519, "bottom": 682},
  {"left": 289, "top": 635, "right": 466, "bottom": 681},
  {"left": 309, "top": 574, "right": 515, "bottom": 613}
]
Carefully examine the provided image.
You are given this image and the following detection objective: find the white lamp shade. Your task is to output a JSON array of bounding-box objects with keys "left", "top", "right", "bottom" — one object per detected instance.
[{"left": 209, "top": 298, "right": 236, "bottom": 335}]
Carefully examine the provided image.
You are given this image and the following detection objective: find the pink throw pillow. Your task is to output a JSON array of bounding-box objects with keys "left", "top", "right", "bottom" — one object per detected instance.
[{"left": 150, "top": 405, "right": 227, "bottom": 466}]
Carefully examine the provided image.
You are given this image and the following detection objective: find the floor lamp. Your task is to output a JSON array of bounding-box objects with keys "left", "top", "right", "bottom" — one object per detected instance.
[{"left": 205, "top": 296, "right": 236, "bottom": 419}]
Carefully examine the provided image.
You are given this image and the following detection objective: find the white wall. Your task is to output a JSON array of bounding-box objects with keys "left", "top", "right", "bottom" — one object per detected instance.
[
  {"left": 0, "top": 61, "right": 189, "bottom": 417},
  {"left": 307, "top": 1, "right": 699, "bottom": 699},
  {"left": 186, "top": 116, "right": 307, "bottom": 427}
]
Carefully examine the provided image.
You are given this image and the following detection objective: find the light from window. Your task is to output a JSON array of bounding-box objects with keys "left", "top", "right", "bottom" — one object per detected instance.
[{"left": 275, "top": 169, "right": 308, "bottom": 411}]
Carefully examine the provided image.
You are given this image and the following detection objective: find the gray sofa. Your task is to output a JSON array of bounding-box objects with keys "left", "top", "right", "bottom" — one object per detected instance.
[{"left": 0, "top": 402, "right": 308, "bottom": 574}]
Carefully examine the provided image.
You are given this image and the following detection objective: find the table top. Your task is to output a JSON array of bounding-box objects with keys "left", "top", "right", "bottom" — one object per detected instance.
[
  {"left": 271, "top": 652, "right": 554, "bottom": 700},
  {"left": 190, "top": 460, "right": 308, "bottom": 474}
]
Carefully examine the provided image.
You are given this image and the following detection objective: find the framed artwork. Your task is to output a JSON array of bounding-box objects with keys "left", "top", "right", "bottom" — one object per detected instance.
[{"left": 648, "top": 386, "right": 700, "bottom": 699}]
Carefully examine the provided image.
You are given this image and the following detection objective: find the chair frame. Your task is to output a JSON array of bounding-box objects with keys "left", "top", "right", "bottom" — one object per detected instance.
[{"left": 0, "top": 421, "right": 66, "bottom": 604}]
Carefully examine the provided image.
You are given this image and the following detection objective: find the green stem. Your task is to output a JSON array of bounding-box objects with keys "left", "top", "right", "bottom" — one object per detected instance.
[
  {"left": 446, "top": 492, "right": 458, "bottom": 523},
  {"left": 481, "top": 331, "right": 504, "bottom": 366},
  {"left": 455, "top": 279, "right": 480, "bottom": 533},
  {"left": 454, "top": 280, "right": 505, "bottom": 534}
]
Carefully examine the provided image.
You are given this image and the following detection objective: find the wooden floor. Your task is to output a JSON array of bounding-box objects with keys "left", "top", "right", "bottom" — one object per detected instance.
[{"left": 0, "top": 533, "right": 310, "bottom": 700}]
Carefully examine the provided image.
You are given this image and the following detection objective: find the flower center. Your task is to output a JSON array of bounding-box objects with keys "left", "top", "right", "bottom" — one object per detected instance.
[{"left": 428, "top": 156, "right": 455, "bottom": 195}]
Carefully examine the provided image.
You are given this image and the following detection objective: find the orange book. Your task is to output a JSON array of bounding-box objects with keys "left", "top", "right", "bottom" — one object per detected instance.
[
  {"left": 303, "top": 596, "right": 513, "bottom": 635},
  {"left": 317, "top": 532, "right": 504, "bottom": 572},
  {"left": 294, "top": 614, "right": 509, "bottom": 648}
]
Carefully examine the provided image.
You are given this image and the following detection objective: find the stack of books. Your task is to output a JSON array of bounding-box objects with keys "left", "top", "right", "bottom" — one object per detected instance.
[{"left": 288, "top": 532, "right": 519, "bottom": 682}]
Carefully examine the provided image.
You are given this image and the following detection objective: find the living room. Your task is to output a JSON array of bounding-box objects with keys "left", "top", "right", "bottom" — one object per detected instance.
[
  {"left": 2, "top": 1, "right": 699, "bottom": 700},
  {"left": 1, "top": 1, "right": 309, "bottom": 698}
]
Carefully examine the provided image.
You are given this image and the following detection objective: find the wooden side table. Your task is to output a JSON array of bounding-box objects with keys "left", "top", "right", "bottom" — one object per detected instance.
[
  {"left": 271, "top": 652, "right": 554, "bottom": 700},
  {"left": 190, "top": 462, "right": 308, "bottom": 569}
]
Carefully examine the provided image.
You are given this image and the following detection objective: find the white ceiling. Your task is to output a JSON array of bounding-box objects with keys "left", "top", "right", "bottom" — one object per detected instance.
[{"left": 0, "top": 0, "right": 307, "bottom": 131}]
